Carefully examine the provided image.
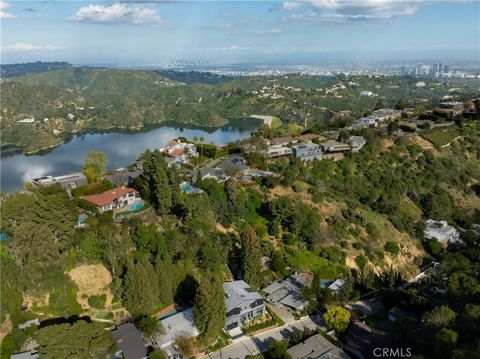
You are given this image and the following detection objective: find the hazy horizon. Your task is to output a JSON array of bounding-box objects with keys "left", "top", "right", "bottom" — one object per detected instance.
[{"left": 1, "top": 1, "right": 479, "bottom": 65}]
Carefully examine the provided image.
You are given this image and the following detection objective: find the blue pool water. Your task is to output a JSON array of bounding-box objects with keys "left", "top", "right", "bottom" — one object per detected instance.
[
  {"left": 320, "top": 279, "right": 333, "bottom": 288},
  {"left": 77, "top": 214, "right": 88, "bottom": 224},
  {"left": 0, "top": 232, "right": 11, "bottom": 241},
  {"left": 182, "top": 184, "right": 193, "bottom": 192},
  {"left": 119, "top": 201, "right": 145, "bottom": 213}
]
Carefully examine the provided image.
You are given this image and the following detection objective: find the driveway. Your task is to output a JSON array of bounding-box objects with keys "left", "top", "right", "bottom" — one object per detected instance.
[{"left": 203, "top": 315, "right": 327, "bottom": 359}]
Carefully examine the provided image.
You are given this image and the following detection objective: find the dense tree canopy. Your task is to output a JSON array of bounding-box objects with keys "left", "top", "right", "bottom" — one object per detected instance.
[{"left": 36, "top": 320, "right": 115, "bottom": 358}]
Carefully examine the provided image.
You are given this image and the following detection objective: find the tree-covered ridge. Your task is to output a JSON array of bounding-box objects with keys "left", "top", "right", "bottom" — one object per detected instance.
[
  {"left": 1, "top": 67, "right": 478, "bottom": 153},
  {"left": 0, "top": 123, "right": 479, "bottom": 357}
]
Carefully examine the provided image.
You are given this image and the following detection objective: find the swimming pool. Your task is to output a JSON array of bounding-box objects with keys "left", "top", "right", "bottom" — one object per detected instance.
[
  {"left": 119, "top": 200, "right": 145, "bottom": 213},
  {"left": 320, "top": 279, "right": 333, "bottom": 288}
]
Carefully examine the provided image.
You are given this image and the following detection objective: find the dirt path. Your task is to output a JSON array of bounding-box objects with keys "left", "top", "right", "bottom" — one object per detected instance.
[{"left": 0, "top": 315, "right": 12, "bottom": 343}]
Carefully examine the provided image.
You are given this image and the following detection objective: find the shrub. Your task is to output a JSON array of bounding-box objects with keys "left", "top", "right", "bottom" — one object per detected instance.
[
  {"left": 384, "top": 242, "right": 400, "bottom": 256},
  {"left": 88, "top": 294, "right": 107, "bottom": 309}
]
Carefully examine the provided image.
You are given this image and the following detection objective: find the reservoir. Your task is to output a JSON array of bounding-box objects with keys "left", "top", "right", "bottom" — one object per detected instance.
[{"left": 1, "top": 120, "right": 259, "bottom": 193}]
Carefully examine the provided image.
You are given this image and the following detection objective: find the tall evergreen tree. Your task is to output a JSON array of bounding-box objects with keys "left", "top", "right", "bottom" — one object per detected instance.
[
  {"left": 193, "top": 276, "right": 226, "bottom": 344},
  {"left": 241, "top": 225, "right": 262, "bottom": 289},
  {"left": 137, "top": 150, "right": 180, "bottom": 215},
  {"left": 36, "top": 320, "right": 115, "bottom": 358},
  {"left": 124, "top": 259, "right": 160, "bottom": 317}
]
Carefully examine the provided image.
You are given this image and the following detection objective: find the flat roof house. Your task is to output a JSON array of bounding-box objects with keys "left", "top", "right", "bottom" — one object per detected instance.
[
  {"left": 83, "top": 187, "right": 140, "bottom": 213},
  {"left": 111, "top": 323, "right": 147, "bottom": 359},
  {"left": 157, "top": 308, "right": 199, "bottom": 349},
  {"left": 224, "top": 280, "right": 266, "bottom": 332},
  {"left": 320, "top": 140, "right": 350, "bottom": 153},
  {"left": 268, "top": 145, "right": 293, "bottom": 158},
  {"left": 292, "top": 142, "right": 322, "bottom": 161},
  {"left": 287, "top": 334, "right": 351, "bottom": 359},
  {"left": 263, "top": 273, "right": 313, "bottom": 311},
  {"left": 10, "top": 351, "right": 39, "bottom": 359},
  {"left": 352, "top": 116, "right": 379, "bottom": 129},
  {"left": 424, "top": 219, "right": 460, "bottom": 244},
  {"left": 28, "top": 173, "right": 87, "bottom": 194},
  {"left": 348, "top": 136, "right": 366, "bottom": 153}
]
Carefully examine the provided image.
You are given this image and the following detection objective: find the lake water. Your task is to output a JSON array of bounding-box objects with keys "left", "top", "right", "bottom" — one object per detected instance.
[{"left": 1, "top": 120, "right": 259, "bottom": 193}]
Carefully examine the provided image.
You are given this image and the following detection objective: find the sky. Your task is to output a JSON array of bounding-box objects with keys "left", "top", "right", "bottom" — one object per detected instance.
[{"left": 1, "top": 0, "right": 479, "bottom": 65}]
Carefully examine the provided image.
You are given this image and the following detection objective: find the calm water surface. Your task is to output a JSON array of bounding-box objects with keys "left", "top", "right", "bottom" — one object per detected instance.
[{"left": 1, "top": 120, "right": 258, "bottom": 193}]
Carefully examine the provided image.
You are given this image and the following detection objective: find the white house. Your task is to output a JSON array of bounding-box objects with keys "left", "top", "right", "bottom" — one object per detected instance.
[
  {"left": 83, "top": 187, "right": 140, "bottom": 213},
  {"left": 424, "top": 219, "right": 460, "bottom": 244}
]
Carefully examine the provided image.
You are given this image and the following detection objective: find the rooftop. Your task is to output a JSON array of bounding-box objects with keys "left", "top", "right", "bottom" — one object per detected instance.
[
  {"left": 158, "top": 308, "right": 199, "bottom": 349},
  {"left": 223, "top": 280, "right": 263, "bottom": 312},
  {"left": 111, "top": 323, "right": 147, "bottom": 359},
  {"left": 287, "top": 334, "right": 351, "bottom": 359},
  {"left": 83, "top": 187, "right": 137, "bottom": 207},
  {"left": 30, "top": 172, "right": 87, "bottom": 185}
]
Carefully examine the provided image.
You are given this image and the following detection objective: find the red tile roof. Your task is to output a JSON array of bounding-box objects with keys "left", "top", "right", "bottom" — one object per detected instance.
[
  {"left": 168, "top": 148, "right": 184, "bottom": 158},
  {"left": 83, "top": 188, "right": 137, "bottom": 207}
]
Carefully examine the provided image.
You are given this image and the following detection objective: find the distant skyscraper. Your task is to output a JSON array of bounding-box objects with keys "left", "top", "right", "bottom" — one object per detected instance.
[
  {"left": 444, "top": 65, "right": 450, "bottom": 72},
  {"left": 439, "top": 63, "right": 444, "bottom": 72},
  {"left": 433, "top": 63, "right": 439, "bottom": 72}
]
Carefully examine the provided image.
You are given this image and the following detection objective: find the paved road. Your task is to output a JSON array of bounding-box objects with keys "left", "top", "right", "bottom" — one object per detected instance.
[{"left": 204, "top": 315, "right": 327, "bottom": 359}]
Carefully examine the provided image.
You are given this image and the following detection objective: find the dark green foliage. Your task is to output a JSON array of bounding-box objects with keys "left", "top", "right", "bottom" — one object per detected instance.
[
  {"left": 384, "top": 242, "right": 400, "bottom": 256},
  {"left": 87, "top": 294, "right": 107, "bottom": 309},
  {"left": 136, "top": 150, "right": 180, "bottom": 215},
  {"left": 1, "top": 184, "right": 78, "bottom": 241},
  {"left": 9, "top": 221, "right": 60, "bottom": 267},
  {"left": 193, "top": 276, "right": 226, "bottom": 345},
  {"left": 138, "top": 316, "right": 163, "bottom": 337},
  {"left": 264, "top": 339, "right": 291, "bottom": 359},
  {"left": 241, "top": 225, "right": 262, "bottom": 288},
  {"left": 0, "top": 247, "right": 23, "bottom": 324},
  {"left": 36, "top": 320, "right": 115, "bottom": 358},
  {"left": 123, "top": 260, "right": 160, "bottom": 317}
]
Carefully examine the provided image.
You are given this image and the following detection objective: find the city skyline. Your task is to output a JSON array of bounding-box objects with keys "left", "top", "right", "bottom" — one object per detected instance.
[{"left": 1, "top": 0, "right": 479, "bottom": 65}]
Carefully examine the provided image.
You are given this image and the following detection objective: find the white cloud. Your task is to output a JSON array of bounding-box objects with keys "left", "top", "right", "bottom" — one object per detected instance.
[
  {"left": 69, "top": 3, "right": 162, "bottom": 25},
  {"left": 206, "top": 46, "right": 253, "bottom": 52},
  {"left": 283, "top": 2, "right": 301, "bottom": 11},
  {"left": 283, "top": 0, "right": 424, "bottom": 22},
  {"left": 0, "top": 1, "right": 16, "bottom": 18},
  {"left": 1, "top": 42, "right": 60, "bottom": 53},
  {"left": 255, "top": 28, "right": 284, "bottom": 34}
]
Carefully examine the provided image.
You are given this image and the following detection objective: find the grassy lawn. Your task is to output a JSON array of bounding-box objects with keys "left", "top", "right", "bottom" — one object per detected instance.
[
  {"left": 287, "top": 249, "right": 343, "bottom": 278},
  {"left": 271, "top": 116, "right": 283, "bottom": 129},
  {"left": 421, "top": 127, "right": 461, "bottom": 147}
]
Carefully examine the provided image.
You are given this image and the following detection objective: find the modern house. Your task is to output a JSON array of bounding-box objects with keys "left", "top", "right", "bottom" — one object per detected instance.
[
  {"left": 105, "top": 161, "right": 143, "bottom": 187},
  {"left": 320, "top": 140, "right": 351, "bottom": 153},
  {"left": 263, "top": 273, "right": 313, "bottom": 311},
  {"left": 111, "top": 323, "right": 147, "bottom": 359},
  {"left": 296, "top": 133, "right": 324, "bottom": 142},
  {"left": 348, "top": 136, "right": 366, "bottom": 152},
  {"left": 292, "top": 142, "right": 322, "bottom": 161},
  {"left": 327, "top": 279, "right": 346, "bottom": 293},
  {"left": 10, "top": 351, "right": 38, "bottom": 359},
  {"left": 267, "top": 145, "right": 293, "bottom": 158},
  {"left": 83, "top": 187, "right": 140, "bottom": 213},
  {"left": 371, "top": 109, "right": 402, "bottom": 121},
  {"left": 352, "top": 116, "right": 379, "bottom": 128},
  {"left": 161, "top": 139, "right": 198, "bottom": 165},
  {"left": 352, "top": 109, "right": 401, "bottom": 129},
  {"left": 224, "top": 280, "right": 266, "bottom": 331},
  {"left": 288, "top": 334, "right": 351, "bottom": 359},
  {"left": 157, "top": 308, "right": 199, "bottom": 349},
  {"left": 268, "top": 136, "right": 298, "bottom": 147},
  {"left": 424, "top": 219, "right": 460, "bottom": 244},
  {"left": 28, "top": 173, "right": 88, "bottom": 193},
  {"left": 439, "top": 101, "right": 464, "bottom": 110}
]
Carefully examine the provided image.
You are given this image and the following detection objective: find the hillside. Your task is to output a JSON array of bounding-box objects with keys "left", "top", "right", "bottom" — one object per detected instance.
[{"left": 1, "top": 67, "right": 479, "bottom": 154}]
